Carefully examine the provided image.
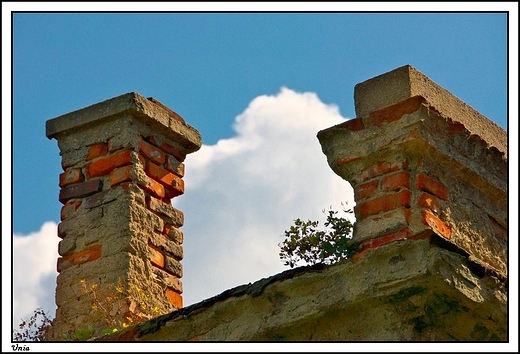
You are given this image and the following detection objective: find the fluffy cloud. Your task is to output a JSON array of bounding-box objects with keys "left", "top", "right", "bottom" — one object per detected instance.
[
  {"left": 177, "top": 87, "right": 354, "bottom": 306},
  {"left": 10, "top": 87, "right": 355, "bottom": 327},
  {"left": 12, "top": 222, "right": 59, "bottom": 327}
]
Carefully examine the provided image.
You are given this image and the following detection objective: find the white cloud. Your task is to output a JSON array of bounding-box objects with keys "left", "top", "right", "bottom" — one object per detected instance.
[
  {"left": 9, "top": 88, "right": 355, "bottom": 330},
  {"left": 178, "top": 87, "right": 355, "bottom": 306},
  {"left": 12, "top": 222, "right": 59, "bottom": 327}
]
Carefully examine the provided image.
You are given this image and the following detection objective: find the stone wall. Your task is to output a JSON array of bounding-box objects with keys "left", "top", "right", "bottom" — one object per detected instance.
[{"left": 98, "top": 240, "right": 507, "bottom": 341}]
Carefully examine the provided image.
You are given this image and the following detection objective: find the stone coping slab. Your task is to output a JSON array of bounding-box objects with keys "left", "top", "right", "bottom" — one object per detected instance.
[
  {"left": 46, "top": 92, "right": 202, "bottom": 152},
  {"left": 354, "top": 65, "right": 506, "bottom": 155}
]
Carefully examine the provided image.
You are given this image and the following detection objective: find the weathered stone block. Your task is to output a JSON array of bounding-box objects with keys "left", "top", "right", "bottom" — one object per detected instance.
[
  {"left": 354, "top": 65, "right": 506, "bottom": 156},
  {"left": 46, "top": 92, "right": 202, "bottom": 153}
]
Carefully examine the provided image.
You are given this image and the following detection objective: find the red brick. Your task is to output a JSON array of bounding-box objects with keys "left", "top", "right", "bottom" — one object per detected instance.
[
  {"left": 57, "top": 244, "right": 102, "bottom": 272},
  {"left": 83, "top": 190, "right": 111, "bottom": 209},
  {"left": 350, "top": 250, "right": 366, "bottom": 264},
  {"left": 370, "top": 96, "right": 425, "bottom": 127},
  {"left": 405, "top": 129, "right": 421, "bottom": 141},
  {"left": 164, "top": 185, "right": 184, "bottom": 199},
  {"left": 336, "top": 118, "right": 365, "bottom": 131},
  {"left": 336, "top": 156, "right": 361, "bottom": 166},
  {"left": 145, "top": 161, "right": 184, "bottom": 197},
  {"left": 139, "top": 139, "right": 166, "bottom": 165},
  {"left": 110, "top": 165, "right": 133, "bottom": 187},
  {"left": 358, "top": 162, "right": 400, "bottom": 181},
  {"left": 139, "top": 176, "right": 166, "bottom": 199},
  {"left": 59, "top": 179, "right": 102, "bottom": 204},
  {"left": 149, "top": 245, "right": 165, "bottom": 268},
  {"left": 410, "top": 230, "right": 434, "bottom": 241},
  {"left": 86, "top": 150, "right": 133, "bottom": 178},
  {"left": 418, "top": 192, "right": 440, "bottom": 213},
  {"left": 149, "top": 135, "right": 186, "bottom": 162},
  {"left": 381, "top": 171, "right": 410, "bottom": 192},
  {"left": 404, "top": 208, "right": 411, "bottom": 224},
  {"left": 417, "top": 173, "right": 448, "bottom": 200},
  {"left": 448, "top": 121, "right": 467, "bottom": 134},
  {"left": 422, "top": 210, "right": 451, "bottom": 239},
  {"left": 355, "top": 190, "right": 411, "bottom": 219},
  {"left": 165, "top": 288, "right": 183, "bottom": 309},
  {"left": 59, "top": 168, "right": 85, "bottom": 188},
  {"left": 354, "top": 180, "right": 379, "bottom": 200},
  {"left": 360, "top": 228, "right": 409, "bottom": 251},
  {"left": 165, "top": 156, "right": 185, "bottom": 177},
  {"left": 60, "top": 200, "right": 82, "bottom": 221},
  {"left": 120, "top": 182, "right": 132, "bottom": 192},
  {"left": 86, "top": 143, "right": 108, "bottom": 161}
]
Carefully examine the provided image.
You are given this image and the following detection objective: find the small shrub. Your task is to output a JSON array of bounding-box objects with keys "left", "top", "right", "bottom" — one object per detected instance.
[
  {"left": 15, "top": 278, "right": 163, "bottom": 341},
  {"left": 279, "top": 203, "right": 358, "bottom": 268},
  {"left": 13, "top": 308, "right": 52, "bottom": 342}
]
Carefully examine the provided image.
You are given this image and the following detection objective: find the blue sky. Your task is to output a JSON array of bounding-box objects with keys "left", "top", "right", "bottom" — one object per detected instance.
[
  {"left": 11, "top": 11, "right": 509, "bottom": 234},
  {"left": 5, "top": 3, "right": 518, "bottom": 350}
]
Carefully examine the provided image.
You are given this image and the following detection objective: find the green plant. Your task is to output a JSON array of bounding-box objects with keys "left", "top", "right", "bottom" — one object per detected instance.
[
  {"left": 71, "top": 278, "right": 161, "bottom": 339},
  {"left": 279, "top": 203, "right": 357, "bottom": 268},
  {"left": 13, "top": 308, "right": 52, "bottom": 342},
  {"left": 15, "top": 278, "right": 164, "bottom": 342}
]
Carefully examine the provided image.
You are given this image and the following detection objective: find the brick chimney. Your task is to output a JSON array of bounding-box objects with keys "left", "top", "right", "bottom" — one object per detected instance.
[
  {"left": 45, "top": 93, "right": 201, "bottom": 339},
  {"left": 318, "top": 65, "right": 507, "bottom": 277}
]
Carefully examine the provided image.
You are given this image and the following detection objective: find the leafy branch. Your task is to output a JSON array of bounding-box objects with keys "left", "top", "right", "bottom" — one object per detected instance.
[{"left": 279, "top": 203, "right": 358, "bottom": 268}]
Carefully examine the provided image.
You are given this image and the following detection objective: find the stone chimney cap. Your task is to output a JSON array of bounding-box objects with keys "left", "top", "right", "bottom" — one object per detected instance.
[
  {"left": 354, "top": 65, "right": 506, "bottom": 155},
  {"left": 46, "top": 92, "right": 202, "bottom": 152}
]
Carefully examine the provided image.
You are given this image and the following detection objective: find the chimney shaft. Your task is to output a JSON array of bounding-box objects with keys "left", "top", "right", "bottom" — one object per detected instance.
[
  {"left": 45, "top": 92, "right": 201, "bottom": 339},
  {"left": 318, "top": 65, "right": 507, "bottom": 276}
]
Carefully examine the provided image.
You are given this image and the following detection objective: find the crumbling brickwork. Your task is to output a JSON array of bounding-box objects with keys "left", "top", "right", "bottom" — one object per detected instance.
[
  {"left": 318, "top": 65, "right": 507, "bottom": 279},
  {"left": 45, "top": 66, "right": 507, "bottom": 342},
  {"left": 45, "top": 93, "right": 201, "bottom": 339}
]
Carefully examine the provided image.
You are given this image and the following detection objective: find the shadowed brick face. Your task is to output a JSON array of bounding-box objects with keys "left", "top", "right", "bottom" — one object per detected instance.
[
  {"left": 355, "top": 180, "right": 378, "bottom": 200},
  {"left": 381, "top": 171, "right": 410, "bottom": 192},
  {"left": 422, "top": 209, "right": 451, "bottom": 239},
  {"left": 57, "top": 244, "right": 102, "bottom": 272},
  {"left": 59, "top": 179, "right": 102, "bottom": 203},
  {"left": 370, "top": 96, "right": 425, "bottom": 126},
  {"left": 416, "top": 173, "right": 448, "bottom": 200},
  {"left": 355, "top": 190, "right": 411, "bottom": 219}
]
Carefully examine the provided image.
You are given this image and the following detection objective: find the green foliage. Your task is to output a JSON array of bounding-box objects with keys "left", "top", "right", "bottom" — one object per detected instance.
[
  {"left": 69, "top": 327, "right": 95, "bottom": 341},
  {"left": 13, "top": 308, "right": 52, "bottom": 342},
  {"left": 14, "top": 278, "right": 163, "bottom": 341},
  {"left": 62, "top": 278, "right": 161, "bottom": 340},
  {"left": 279, "top": 204, "right": 357, "bottom": 268}
]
